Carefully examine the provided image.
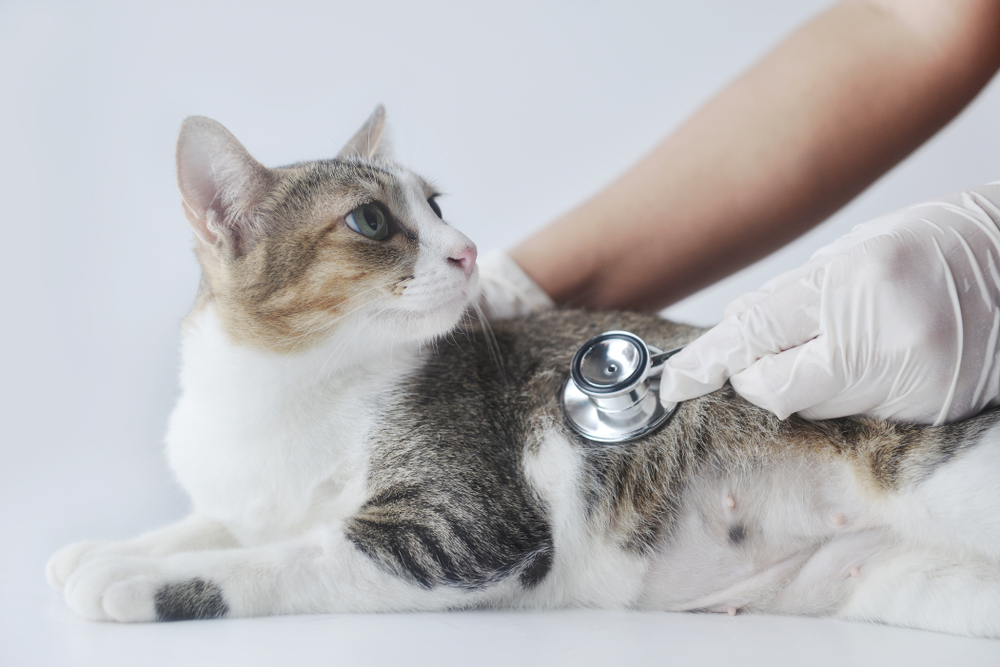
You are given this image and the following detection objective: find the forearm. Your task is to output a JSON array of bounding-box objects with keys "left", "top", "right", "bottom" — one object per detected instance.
[{"left": 510, "top": 0, "right": 1000, "bottom": 311}]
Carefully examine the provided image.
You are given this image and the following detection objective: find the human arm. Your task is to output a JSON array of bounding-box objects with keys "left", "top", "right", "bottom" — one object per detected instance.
[{"left": 507, "top": 0, "right": 1000, "bottom": 311}]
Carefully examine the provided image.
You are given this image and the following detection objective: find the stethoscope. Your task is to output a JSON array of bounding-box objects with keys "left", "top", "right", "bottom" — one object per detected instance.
[{"left": 561, "top": 331, "right": 683, "bottom": 443}]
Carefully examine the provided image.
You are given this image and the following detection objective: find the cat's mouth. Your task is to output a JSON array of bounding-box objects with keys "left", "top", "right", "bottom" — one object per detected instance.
[
  {"left": 391, "top": 279, "right": 472, "bottom": 307},
  {"left": 392, "top": 275, "right": 416, "bottom": 296},
  {"left": 420, "top": 287, "right": 475, "bottom": 313},
  {"left": 385, "top": 275, "right": 477, "bottom": 336}
]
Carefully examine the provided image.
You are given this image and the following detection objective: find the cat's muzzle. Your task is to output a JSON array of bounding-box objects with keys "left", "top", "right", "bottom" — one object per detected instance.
[{"left": 561, "top": 331, "right": 682, "bottom": 443}]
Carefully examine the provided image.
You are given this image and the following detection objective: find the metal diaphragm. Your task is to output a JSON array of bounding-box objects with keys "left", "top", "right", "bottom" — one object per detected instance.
[{"left": 561, "top": 330, "right": 680, "bottom": 443}]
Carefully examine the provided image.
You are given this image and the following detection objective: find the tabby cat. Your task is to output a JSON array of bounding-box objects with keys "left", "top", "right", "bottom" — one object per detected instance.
[{"left": 46, "top": 108, "right": 1000, "bottom": 637}]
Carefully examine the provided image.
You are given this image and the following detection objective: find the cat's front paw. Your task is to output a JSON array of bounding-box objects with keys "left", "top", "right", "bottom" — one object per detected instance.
[
  {"left": 63, "top": 556, "right": 159, "bottom": 622},
  {"left": 46, "top": 541, "right": 108, "bottom": 591}
]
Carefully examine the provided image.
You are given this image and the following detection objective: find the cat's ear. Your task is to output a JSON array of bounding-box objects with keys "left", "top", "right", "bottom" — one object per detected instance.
[
  {"left": 337, "top": 105, "right": 391, "bottom": 160},
  {"left": 175, "top": 116, "right": 276, "bottom": 256}
]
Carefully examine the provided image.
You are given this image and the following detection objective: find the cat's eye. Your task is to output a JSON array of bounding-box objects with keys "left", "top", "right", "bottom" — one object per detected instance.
[
  {"left": 428, "top": 196, "right": 443, "bottom": 219},
  {"left": 345, "top": 204, "right": 389, "bottom": 240}
]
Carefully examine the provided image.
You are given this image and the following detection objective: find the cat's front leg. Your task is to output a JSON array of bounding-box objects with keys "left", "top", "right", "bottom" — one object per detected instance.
[
  {"left": 62, "top": 528, "right": 484, "bottom": 622},
  {"left": 47, "top": 514, "right": 238, "bottom": 592}
]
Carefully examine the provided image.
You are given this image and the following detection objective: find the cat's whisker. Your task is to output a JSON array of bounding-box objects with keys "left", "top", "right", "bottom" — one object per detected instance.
[
  {"left": 278, "top": 311, "right": 362, "bottom": 357},
  {"left": 272, "top": 279, "right": 404, "bottom": 353},
  {"left": 315, "top": 301, "right": 401, "bottom": 380},
  {"left": 473, "top": 289, "right": 512, "bottom": 354},
  {"left": 469, "top": 300, "right": 506, "bottom": 382},
  {"left": 278, "top": 303, "right": 382, "bottom": 366},
  {"left": 314, "top": 314, "right": 369, "bottom": 380}
]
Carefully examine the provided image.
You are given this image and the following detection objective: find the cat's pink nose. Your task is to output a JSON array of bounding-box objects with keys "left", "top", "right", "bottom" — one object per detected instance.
[{"left": 449, "top": 246, "right": 478, "bottom": 278}]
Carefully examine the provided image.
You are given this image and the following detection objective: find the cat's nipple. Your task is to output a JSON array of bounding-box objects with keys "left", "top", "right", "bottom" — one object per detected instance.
[{"left": 449, "top": 246, "right": 478, "bottom": 278}]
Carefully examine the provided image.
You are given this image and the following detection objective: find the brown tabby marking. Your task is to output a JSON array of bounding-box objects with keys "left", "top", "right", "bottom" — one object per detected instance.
[{"left": 187, "top": 160, "right": 439, "bottom": 353}]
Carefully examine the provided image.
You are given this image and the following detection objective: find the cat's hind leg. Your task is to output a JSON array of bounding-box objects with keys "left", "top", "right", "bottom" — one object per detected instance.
[
  {"left": 46, "top": 514, "right": 238, "bottom": 592},
  {"left": 893, "top": 416, "right": 1000, "bottom": 560},
  {"left": 836, "top": 548, "right": 1000, "bottom": 638}
]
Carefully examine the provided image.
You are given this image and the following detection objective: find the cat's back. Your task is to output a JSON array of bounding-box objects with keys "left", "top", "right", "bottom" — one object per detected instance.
[{"left": 370, "top": 309, "right": 705, "bottom": 490}]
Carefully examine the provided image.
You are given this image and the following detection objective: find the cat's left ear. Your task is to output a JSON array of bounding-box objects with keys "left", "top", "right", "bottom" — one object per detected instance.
[
  {"left": 337, "top": 105, "right": 391, "bottom": 160},
  {"left": 175, "top": 116, "right": 276, "bottom": 256}
]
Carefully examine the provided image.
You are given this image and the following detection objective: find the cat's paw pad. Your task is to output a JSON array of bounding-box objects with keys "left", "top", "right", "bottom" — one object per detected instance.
[
  {"left": 46, "top": 541, "right": 106, "bottom": 591},
  {"left": 63, "top": 557, "right": 158, "bottom": 622}
]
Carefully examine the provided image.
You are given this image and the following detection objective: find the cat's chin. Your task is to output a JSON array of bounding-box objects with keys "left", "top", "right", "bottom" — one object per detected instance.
[
  {"left": 377, "top": 297, "right": 473, "bottom": 345},
  {"left": 387, "top": 279, "right": 478, "bottom": 344},
  {"left": 403, "top": 305, "right": 472, "bottom": 344}
]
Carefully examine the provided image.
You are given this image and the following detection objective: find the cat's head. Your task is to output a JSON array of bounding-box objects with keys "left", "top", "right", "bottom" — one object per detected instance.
[{"left": 175, "top": 107, "right": 478, "bottom": 355}]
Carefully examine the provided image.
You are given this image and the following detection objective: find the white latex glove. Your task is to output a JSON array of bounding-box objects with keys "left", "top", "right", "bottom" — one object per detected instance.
[
  {"left": 659, "top": 182, "right": 1000, "bottom": 425},
  {"left": 476, "top": 249, "right": 555, "bottom": 320}
]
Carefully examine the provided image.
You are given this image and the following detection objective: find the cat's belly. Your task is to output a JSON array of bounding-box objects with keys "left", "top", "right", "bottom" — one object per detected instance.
[{"left": 638, "top": 455, "right": 888, "bottom": 614}]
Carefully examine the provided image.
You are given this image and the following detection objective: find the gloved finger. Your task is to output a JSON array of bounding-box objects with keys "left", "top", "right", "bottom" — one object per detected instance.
[
  {"left": 808, "top": 208, "right": 912, "bottom": 262},
  {"left": 723, "top": 259, "right": 821, "bottom": 318},
  {"left": 723, "top": 290, "right": 768, "bottom": 319},
  {"left": 659, "top": 277, "right": 822, "bottom": 403},
  {"left": 729, "top": 337, "right": 843, "bottom": 420}
]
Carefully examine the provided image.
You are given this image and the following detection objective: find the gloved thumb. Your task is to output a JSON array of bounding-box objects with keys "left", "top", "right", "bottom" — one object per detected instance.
[
  {"left": 659, "top": 276, "right": 821, "bottom": 404},
  {"left": 724, "top": 259, "right": 821, "bottom": 318}
]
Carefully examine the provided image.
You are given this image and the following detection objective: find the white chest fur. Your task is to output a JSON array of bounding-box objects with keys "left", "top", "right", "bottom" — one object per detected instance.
[{"left": 165, "top": 306, "right": 419, "bottom": 544}]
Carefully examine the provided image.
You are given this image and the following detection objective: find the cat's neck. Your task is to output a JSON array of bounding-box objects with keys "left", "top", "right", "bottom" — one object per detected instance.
[{"left": 180, "top": 301, "right": 424, "bottom": 391}]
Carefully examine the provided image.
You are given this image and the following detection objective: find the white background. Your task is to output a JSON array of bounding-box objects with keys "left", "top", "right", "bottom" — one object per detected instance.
[{"left": 3, "top": 1, "right": 1000, "bottom": 665}]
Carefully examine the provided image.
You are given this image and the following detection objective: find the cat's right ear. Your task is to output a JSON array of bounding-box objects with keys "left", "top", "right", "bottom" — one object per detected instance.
[
  {"left": 175, "top": 117, "right": 276, "bottom": 256},
  {"left": 337, "top": 105, "right": 390, "bottom": 160}
]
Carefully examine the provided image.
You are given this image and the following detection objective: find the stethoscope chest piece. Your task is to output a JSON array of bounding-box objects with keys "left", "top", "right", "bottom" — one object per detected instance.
[{"left": 561, "top": 330, "right": 682, "bottom": 443}]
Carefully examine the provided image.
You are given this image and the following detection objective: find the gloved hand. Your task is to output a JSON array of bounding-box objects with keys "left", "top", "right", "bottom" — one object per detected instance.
[
  {"left": 475, "top": 249, "right": 554, "bottom": 320},
  {"left": 659, "top": 182, "right": 1000, "bottom": 425}
]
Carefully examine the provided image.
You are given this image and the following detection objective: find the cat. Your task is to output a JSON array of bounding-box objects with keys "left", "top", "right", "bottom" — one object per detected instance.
[{"left": 46, "top": 108, "right": 1000, "bottom": 637}]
